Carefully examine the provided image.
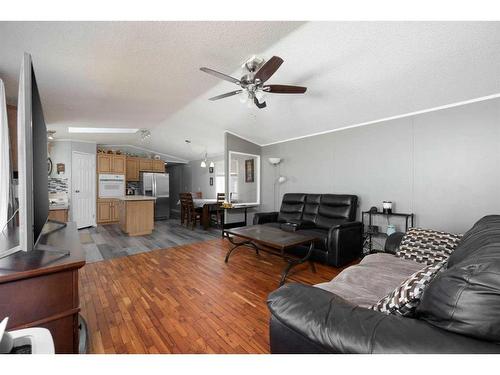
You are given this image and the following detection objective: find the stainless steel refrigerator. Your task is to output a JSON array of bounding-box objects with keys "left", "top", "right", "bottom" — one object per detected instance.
[{"left": 140, "top": 172, "right": 170, "bottom": 220}]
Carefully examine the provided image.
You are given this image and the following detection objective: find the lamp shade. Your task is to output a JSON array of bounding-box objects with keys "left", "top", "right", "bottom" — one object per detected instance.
[
  {"left": 200, "top": 160, "right": 206, "bottom": 168},
  {"left": 268, "top": 157, "right": 281, "bottom": 165}
]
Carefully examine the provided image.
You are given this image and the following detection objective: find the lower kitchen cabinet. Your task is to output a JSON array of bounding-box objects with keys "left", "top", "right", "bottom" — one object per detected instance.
[{"left": 97, "top": 199, "right": 120, "bottom": 224}]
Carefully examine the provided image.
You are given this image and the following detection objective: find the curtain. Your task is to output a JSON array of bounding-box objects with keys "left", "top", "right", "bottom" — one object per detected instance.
[{"left": 0, "top": 79, "right": 10, "bottom": 230}]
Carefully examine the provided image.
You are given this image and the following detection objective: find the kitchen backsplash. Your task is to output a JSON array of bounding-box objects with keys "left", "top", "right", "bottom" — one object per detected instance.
[{"left": 48, "top": 177, "right": 68, "bottom": 193}]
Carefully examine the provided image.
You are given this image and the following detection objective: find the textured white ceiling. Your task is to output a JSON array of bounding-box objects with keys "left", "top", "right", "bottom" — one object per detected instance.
[{"left": 1, "top": 21, "right": 500, "bottom": 160}]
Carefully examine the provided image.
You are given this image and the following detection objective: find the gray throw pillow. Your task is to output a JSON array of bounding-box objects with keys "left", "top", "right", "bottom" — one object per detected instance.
[{"left": 370, "top": 260, "right": 446, "bottom": 317}]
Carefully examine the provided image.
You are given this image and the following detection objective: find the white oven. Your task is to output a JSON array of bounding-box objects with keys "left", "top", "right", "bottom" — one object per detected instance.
[{"left": 98, "top": 174, "right": 125, "bottom": 198}]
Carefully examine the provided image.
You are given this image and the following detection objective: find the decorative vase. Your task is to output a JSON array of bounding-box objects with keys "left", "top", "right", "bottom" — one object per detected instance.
[{"left": 386, "top": 224, "right": 397, "bottom": 236}]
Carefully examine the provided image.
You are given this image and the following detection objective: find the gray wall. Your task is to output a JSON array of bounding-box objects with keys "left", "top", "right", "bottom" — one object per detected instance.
[
  {"left": 261, "top": 98, "right": 500, "bottom": 234},
  {"left": 168, "top": 156, "right": 224, "bottom": 215},
  {"left": 189, "top": 155, "right": 224, "bottom": 198},
  {"left": 168, "top": 163, "right": 189, "bottom": 215}
]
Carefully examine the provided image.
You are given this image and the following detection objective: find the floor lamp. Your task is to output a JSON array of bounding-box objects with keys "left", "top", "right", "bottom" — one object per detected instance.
[{"left": 268, "top": 158, "right": 286, "bottom": 211}]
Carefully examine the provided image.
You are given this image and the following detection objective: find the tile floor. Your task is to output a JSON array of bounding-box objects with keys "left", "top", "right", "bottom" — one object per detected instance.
[{"left": 78, "top": 219, "right": 220, "bottom": 263}]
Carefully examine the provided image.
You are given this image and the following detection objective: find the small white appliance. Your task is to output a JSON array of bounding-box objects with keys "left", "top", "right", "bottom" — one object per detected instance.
[
  {"left": 0, "top": 317, "right": 55, "bottom": 354},
  {"left": 98, "top": 174, "right": 125, "bottom": 198}
]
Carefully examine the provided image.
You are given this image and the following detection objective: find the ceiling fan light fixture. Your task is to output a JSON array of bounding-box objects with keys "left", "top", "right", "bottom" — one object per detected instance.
[{"left": 200, "top": 55, "right": 306, "bottom": 110}]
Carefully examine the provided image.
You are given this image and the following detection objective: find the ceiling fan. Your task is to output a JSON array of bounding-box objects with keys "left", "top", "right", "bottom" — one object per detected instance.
[{"left": 200, "top": 56, "right": 307, "bottom": 109}]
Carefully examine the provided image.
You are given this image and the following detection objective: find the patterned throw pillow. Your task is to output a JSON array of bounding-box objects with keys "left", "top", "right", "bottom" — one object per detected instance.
[
  {"left": 370, "top": 260, "right": 446, "bottom": 316},
  {"left": 396, "top": 228, "right": 462, "bottom": 265}
]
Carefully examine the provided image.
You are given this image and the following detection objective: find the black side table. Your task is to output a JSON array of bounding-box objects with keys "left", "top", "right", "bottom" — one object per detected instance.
[{"left": 361, "top": 211, "right": 414, "bottom": 254}]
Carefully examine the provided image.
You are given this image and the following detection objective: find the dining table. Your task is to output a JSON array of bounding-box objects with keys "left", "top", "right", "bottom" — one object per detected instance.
[{"left": 180, "top": 198, "right": 217, "bottom": 230}]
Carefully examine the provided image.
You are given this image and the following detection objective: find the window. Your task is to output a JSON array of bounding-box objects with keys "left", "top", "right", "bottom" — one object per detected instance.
[{"left": 215, "top": 176, "right": 225, "bottom": 194}]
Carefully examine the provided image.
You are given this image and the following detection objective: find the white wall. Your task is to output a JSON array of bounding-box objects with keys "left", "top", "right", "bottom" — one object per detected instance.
[{"left": 261, "top": 98, "right": 500, "bottom": 234}]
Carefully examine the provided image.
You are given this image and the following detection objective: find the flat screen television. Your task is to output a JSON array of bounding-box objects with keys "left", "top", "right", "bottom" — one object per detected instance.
[{"left": 0, "top": 53, "right": 66, "bottom": 259}]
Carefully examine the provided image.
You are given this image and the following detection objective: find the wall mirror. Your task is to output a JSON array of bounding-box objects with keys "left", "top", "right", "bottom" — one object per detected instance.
[{"left": 227, "top": 151, "right": 260, "bottom": 205}]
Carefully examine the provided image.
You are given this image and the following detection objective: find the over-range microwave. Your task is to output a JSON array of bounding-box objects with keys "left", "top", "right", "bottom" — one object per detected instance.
[{"left": 98, "top": 174, "right": 125, "bottom": 198}]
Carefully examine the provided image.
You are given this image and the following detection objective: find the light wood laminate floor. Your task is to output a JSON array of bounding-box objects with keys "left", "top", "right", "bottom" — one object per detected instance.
[{"left": 79, "top": 238, "right": 349, "bottom": 353}]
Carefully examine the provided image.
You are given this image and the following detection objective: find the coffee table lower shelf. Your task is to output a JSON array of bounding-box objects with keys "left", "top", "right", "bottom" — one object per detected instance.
[{"left": 223, "top": 226, "right": 317, "bottom": 286}]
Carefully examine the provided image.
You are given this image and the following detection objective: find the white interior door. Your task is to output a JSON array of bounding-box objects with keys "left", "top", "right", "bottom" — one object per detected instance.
[{"left": 72, "top": 151, "right": 96, "bottom": 228}]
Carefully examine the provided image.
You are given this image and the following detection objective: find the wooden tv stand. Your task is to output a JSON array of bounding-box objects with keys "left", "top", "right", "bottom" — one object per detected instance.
[{"left": 0, "top": 222, "right": 85, "bottom": 353}]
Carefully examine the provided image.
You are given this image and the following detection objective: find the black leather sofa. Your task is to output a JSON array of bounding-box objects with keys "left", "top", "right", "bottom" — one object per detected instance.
[
  {"left": 267, "top": 215, "right": 500, "bottom": 353},
  {"left": 253, "top": 193, "right": 362, "bottom": 267}
]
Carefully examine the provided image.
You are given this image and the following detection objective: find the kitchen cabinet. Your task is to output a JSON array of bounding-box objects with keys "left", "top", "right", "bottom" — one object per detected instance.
[
  {"left": 139, "top": 158, "right": 153, "bottom": 172},
  {"left": 98, "top": 154, "right": 126, "bottom": 174},
  {"left": 48, "top": 208, "right": 69, "bottom": 223},
  {"left": 152, "top": 159, "right": 165, "bottom": 173},
  {"left": 112, "top": 155, "right": 126, "bottom": 174},
  {"left": 97, "top": 154, "right": 112, "bottom": 173},
  {"left": 97, "top": 199, "right": 120, "bottom": 224},
  {"left": 126, "top": 157, "right": 140, "bottom": 181},
  {"left": 118, "top": 197, "right": 155, "bottom": 236},
  {"left": 125, "top": 157, "right": 166, "bottom": 181}
]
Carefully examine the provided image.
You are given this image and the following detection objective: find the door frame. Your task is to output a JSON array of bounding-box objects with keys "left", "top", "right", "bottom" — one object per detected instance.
[{"left": 71, "top": 151, "right": 96, "bottom": 228}]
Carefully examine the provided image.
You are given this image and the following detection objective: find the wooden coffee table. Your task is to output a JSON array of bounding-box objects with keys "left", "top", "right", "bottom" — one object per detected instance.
[{"left": 224, "top": 225, "right": 317, "bottom": 286}]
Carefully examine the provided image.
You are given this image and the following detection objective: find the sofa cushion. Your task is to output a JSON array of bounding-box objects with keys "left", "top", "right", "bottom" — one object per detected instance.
[
  {"left": 396, "top": 227, "right": 462, "bottom": 265},
  {"left": 302, "top": 194, "right": 321, "bottom": 223},
  {"left": 371, "top": 260, "right": 446, "bottom": 317},
  {"left": 315, "top": 253, "right": 423, "bottom": 308},
  {"left": 417, "top": 215, "right": 500, "bottom": 342},
  {"left": 277, "top": 193, "right": 306, "bottom": 223},
  {"left": 315, "top": 194, "right": 357, "bottom": 229}
]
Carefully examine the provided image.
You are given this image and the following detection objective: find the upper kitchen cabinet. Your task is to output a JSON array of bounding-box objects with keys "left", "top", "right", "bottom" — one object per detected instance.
[
  {"left": 97, "top": 154, "right": 126, "bottom": 174},
  {"left": 139, "top": 158, "right": 153, "bottom": 172},
  {"left": 152, "top": 160, "right": 165, "bottom": 173},
  {"left": 112, "top": 155, "right": 126, "bottom": 174},
  {"left": 126, "top": 157, "right": 140, "bottom": 181}
]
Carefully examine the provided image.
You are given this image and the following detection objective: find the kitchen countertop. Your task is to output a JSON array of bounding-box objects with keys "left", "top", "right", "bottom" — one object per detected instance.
[
  {"left": 49, "top": 204, "right": 69, "bottom": 210},
  {"left": 120, "top": 195, "right": 157, "bottom": 201}
]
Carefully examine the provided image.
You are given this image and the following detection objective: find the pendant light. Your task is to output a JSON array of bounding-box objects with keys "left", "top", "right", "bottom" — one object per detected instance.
[{"left": 200, "top": 152, "right": 207, "bottom": 168}]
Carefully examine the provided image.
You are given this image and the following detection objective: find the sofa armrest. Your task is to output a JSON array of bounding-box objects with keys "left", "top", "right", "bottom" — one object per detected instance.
[
  {"left": 253, "top": 211, "right": 279, "bottom": 225},
  {"left": 326, "top": 221, "right": 363, "bottom": 267},
  {"left": 384, "top": 231, "right": 405, "bottom": 254},
  {"left": 267, "top": 283, "right": 500, "bottom": 354}
]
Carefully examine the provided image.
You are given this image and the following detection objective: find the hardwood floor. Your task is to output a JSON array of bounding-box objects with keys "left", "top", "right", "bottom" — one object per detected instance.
[{"left": 79, "top": 238, "right": 349, "bottom": 353}]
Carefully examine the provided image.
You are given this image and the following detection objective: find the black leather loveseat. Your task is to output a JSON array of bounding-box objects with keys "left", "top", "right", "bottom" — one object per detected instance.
[
  {"left": 267, "top": 215, "right": 500, "bottom": 353},
  {"left": 253, "top": 193, "right": 362, "bottom": 267}
]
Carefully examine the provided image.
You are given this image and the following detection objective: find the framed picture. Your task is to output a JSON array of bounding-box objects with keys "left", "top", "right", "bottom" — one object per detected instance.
[
  {"left": 209, "top": 177, "right": 213, "bottom": 186},
  {"left": 209, "top": 167, "right": 214, "bottom": 173},
  {"left": 245, "top": 159, "right": 254, "bottom": 183}
]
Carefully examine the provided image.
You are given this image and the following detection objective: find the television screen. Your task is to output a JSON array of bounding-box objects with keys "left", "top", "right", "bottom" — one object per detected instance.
[
  {"left": 31, "top": 66, "right": 49, "bottom": 245},
  {"left": 15, "top": 53, "right": 50, "bottom": 253}
]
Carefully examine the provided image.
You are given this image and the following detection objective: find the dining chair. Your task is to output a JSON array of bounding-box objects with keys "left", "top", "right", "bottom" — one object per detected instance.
[
  {"left": 180, "top": 192, "right": 202, "bottom": 229},
  {"left": 210, "top": 193, "right": 226, "bottom": 228}
]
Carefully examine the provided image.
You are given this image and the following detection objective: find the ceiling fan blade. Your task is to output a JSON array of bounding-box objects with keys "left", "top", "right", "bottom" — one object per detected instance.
[
  {"left": 264, "top": 84, "right": 307, "bottom": 94},
  {"left": 208, "top": 90, "right": 243, "bottom": 101},
  {"left": 254, "top": 96, "right": 267, "bottom": 109},
  {"left": 254, "top": 56, "right": 284, "bottom": 83},
  {"left": 200, "top": 67, "right": 240, "bottom": 85}
]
